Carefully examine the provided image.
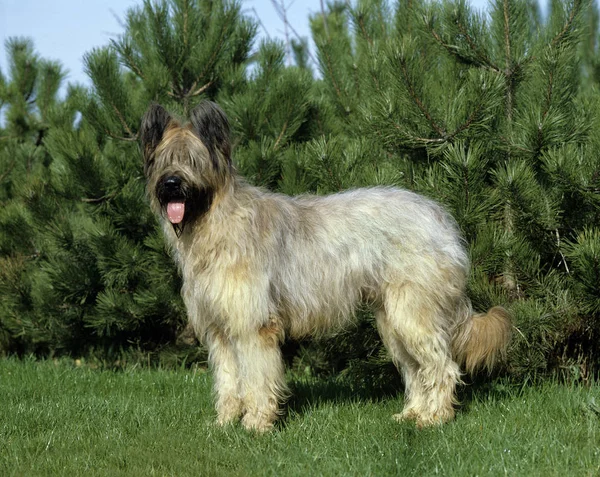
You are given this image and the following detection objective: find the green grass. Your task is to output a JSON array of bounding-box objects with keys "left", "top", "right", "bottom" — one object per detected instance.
[{"left": 1, "top": 358, "right": 599, "bottom": 476}]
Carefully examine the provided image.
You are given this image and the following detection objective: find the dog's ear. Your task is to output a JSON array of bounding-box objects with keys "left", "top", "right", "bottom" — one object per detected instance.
[
  {"left": 140, "top": 103, "right": 172, "bottom": 164},
  {"left": 189, "top": 101, "right": 232, "bottom": 171}
]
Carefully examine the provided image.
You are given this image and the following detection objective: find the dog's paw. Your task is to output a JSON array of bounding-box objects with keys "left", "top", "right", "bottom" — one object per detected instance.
[
  {"left": 393, "top": 408, "right": 454, "bottom": 428},
  {"left": 215, "top": 398, "right": 243, "bottom": 426},
  {"left": 241, "top": 413, "right": 275, "bottom": 433},
  {"left": 392, "top": 408, "right": 419, "bottom": 423}
]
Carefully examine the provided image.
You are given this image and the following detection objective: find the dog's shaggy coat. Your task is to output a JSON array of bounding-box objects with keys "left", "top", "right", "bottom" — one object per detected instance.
[{"left": 141, "top": 101, "right": 511, "bottom": 431}]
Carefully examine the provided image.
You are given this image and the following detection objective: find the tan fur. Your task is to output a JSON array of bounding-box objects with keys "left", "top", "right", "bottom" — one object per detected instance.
[
  {"left": 452, "top": 306, "right": 512, "bottom": 374},
  {"left": 141, "top": 102, "right": 511, "bottom": 432}
]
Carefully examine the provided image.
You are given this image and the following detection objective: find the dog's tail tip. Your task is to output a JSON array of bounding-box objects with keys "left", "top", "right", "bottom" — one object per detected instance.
[{"left": 453, "top": 306, "right": 512, "bottom": 374}]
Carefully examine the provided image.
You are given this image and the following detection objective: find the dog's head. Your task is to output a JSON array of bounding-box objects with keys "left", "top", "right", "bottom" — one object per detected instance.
[{"left": 140, "top": 101, "right": 232, "bottom": 235}]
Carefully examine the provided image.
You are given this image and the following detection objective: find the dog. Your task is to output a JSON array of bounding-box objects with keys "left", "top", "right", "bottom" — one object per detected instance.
[{"left": 140, "top": 101, "right": 511, "bottom": 431}]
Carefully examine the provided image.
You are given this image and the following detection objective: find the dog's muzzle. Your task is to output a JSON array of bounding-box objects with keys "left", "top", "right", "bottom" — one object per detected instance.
[
  {"left": 157, "top": 175, "right": 186, "bottom": 225},
  {"left": 155, "top": 175, "right": 215, "bottom": 236}
]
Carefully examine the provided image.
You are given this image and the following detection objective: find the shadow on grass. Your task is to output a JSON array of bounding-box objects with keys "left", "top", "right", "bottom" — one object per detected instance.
[
  {"left": 282, "top": 368, "right": 402, "bottom": 428},
  {"left": 456, "top": 372, "right": 520, "bottom": 413},
  {"left": 287, "top": 374, "right": 399, "bottom": 410},
  {"left": 283, "top": 366, "right": 518, "bottom": 425}
]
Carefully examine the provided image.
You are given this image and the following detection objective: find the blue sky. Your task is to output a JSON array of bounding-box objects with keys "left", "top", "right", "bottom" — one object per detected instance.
[{"left": 0, "top": 0, "right": 494, "bottom": 89}]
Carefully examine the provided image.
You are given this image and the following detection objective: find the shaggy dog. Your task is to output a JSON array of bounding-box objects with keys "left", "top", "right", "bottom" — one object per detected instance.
[{"left": 140, "top": 101, "right": 511, "bottom": 431}]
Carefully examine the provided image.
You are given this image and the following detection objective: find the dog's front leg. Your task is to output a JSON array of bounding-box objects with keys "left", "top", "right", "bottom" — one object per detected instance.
[
  {"left": 206, "top": 327, "right": 244, "bottom": 426},
  {"left": 233, "top": 323, "right": 287, "bottom": 432}
]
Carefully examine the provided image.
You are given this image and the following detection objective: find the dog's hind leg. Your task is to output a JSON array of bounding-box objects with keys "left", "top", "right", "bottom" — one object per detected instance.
[
  {"left": 206, "top": 327, "right": 244, "bottom": 426},
  {"left": 379, "top": 283, "right": 461, "bottom": 427},
  {"left": 234, "top": 321, "right": 287, "bottom": 432},
  {"left": 375, "top": 309, "right": 421, "bottom": 418}
]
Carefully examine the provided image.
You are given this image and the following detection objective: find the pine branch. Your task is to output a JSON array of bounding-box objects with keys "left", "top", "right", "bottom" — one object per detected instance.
[
  {"left": 503, "top": 0, "right": 514, "bottom": 121},
  {"left": 397, "top": 56, "right": 446, "bottom": 138},
  {"left": 286, "top": 23, "right": 317, "bottom": 65},
  {"left": 543, "top": 69, "right": 554, "bottom": 121},
  {"left": 183, "top": 0, "right": 189, "bottom": 49},
  {"left": 447, "top": 99, "right": 486, "bottom": 140},
  {"left": 551, "top": 0, "right": 581, "bottom": 48},
  {"left": 555, "top": 229, "right": 570, "bottom": 274},
  {"left": 534, "top": 64, "right": 557, "bottom": 154},
  {"left": 320, "top": 46, "right": 347, "bottom": 111},
  {"left": 21, "top": 60, "right": 36, "bottom": 103},
  {"left": 191, "top": 80, "right": 213, "bottom": 97},
  {"left": 191, "top": 15, "right": 233, "bottom": 94},
  {"left": 111, "top": 104, "right": 135, "bottom": 139},
  {"left": 320, "top": 0, "right": 330, "bottom": 39},
  {"left": 111, "top": 134, "right": 139, "bottom": 142},
  {"left": 424, "top": 15, "right": 501, "bottom": 73},
  {"left": 391, "top": 121, "right": 446, "bottom": 144},
  {"left": 455, "top": 18, "right": 501, "bottom": 73},
  {"left": 355, "top": 13, "right": 373, "bottom": 47},
  {"left": 498, "top": 135, "right": 532, "bottom": 153},
  {"left": 81, "top": 192, "right": 117, "bottom": 203},
  {"left": 273, "top": 119, "right": 289, "bottom": 150},
  {"left": 0, "top": 159, "right": 17, "bottom": 185},
  {"left": 100, "top": 123, "right": 138, "bottom": 142},
  {"left": 112, "top": 40, "right": 145, "bottom": 80}
]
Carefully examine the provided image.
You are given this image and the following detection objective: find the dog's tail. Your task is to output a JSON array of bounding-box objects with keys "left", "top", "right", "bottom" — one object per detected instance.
[{"left": 452, "top": 306, "right": 511, "bottom": 374}]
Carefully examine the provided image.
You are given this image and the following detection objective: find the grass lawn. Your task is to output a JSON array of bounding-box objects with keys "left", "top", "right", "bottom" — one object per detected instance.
[{"left": 1, "top": 358, "right": 599, "bottom": 476}]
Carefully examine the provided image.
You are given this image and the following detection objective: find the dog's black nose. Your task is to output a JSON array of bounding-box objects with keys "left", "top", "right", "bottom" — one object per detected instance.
[{"left": 163, "top": 176, "right": 182, "bottom": 190}]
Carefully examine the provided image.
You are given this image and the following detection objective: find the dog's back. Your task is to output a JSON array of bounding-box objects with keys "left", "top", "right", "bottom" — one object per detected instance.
[{"left": 250, "top": 186, "right": 470, "bottom": 337}]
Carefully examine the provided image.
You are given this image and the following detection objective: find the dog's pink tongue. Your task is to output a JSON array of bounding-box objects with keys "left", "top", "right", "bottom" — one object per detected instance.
[{"left": 167, "top": 202, "right": 185, "bottom": 224}]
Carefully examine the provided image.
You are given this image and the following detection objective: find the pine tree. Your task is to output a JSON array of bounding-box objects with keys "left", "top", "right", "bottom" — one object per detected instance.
[
  {"left": 2, "top": 0, "right": 598, "bottom": 381},
  {"left": 304, "top": 0, "right": 600, "bottom": 380},
  {"left": 0, "top": 38, "right": 81, "bottom": 354}
]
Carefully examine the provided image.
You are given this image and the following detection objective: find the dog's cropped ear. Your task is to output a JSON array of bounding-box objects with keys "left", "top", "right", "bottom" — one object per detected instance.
[
  {"left": 140, "top": 103, "right": 172, "bottom": 163},
  {"left": 189, "top": 101, "right": 232, "bottom": 171}
]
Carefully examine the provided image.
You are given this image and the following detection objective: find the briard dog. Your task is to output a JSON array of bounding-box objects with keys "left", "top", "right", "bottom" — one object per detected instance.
[{"left": 141, "top": 101, "right": 511, "bottom": 432}]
